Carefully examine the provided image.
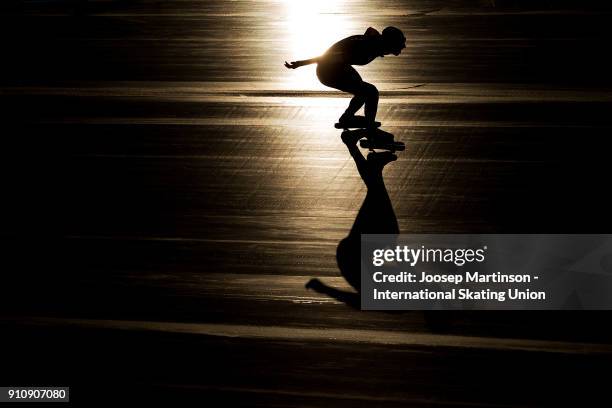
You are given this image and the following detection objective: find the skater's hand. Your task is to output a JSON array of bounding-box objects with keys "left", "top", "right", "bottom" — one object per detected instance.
[{"left": 284, "top": 61, "right": 299, "bottom": 69}]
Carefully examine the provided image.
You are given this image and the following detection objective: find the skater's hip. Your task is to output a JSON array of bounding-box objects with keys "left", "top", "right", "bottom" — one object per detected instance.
[{"left": 316, "top": 62, "right": 363, "bottom": 90}]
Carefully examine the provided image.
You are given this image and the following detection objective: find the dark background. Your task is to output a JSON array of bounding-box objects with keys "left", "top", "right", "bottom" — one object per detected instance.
[{"left": 1, "top": 0, "right": 612, "bottom": 405}]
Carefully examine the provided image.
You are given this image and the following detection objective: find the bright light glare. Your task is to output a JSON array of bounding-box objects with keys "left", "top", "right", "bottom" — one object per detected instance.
[{"left": 283, "top": 0, "right": 353, "bottom": 90}]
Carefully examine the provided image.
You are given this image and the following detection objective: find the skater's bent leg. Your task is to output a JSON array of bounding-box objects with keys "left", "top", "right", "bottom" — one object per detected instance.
[
  {"left": 360, "top": 82, "right": 379, "bottom": 123},
  {"left": 343, "top": 94, "right": 366, "bottom": 118},
  {"left": 317, "top": 64, "right": 370, "bottom": 121},
  {"left": 342, "top": 82, "right": 379, "bottom": 123}
]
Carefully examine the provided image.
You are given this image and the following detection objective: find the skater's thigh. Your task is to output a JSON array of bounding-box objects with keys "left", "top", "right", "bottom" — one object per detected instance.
[{"left": 317, "top": 63, "right": 363, "bottom": 93}]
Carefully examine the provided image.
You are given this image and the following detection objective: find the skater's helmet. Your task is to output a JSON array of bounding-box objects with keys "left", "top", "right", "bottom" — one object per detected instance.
[{"left": 382, "top": 26, "right": 406, "bottom": 55}]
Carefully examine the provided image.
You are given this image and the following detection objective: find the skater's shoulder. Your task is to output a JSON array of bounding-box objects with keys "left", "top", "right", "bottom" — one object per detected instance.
[
  {"left": 334, "top": 33, "right": 379, "bottom": 49},
  {"left": 328, "top": 34, "right": 361, "bottom": 52},
  {"left": 347, "top": 28, "right": 381, "bottom": 42},
  {"left": 364, "top": 27, "right": 381, "bottom": 37}
]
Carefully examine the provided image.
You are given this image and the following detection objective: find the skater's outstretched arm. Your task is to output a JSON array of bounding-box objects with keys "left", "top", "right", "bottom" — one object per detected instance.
[{"left": 284, "top": 57, "right": 319, "bottom": 69}]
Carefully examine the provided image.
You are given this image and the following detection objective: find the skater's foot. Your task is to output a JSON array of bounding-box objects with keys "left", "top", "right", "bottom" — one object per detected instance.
[
  {"left": 338, "top": 112, "right": 355, "bottom": 124},
  {"left": 338, "top": 114, "right": 380, "bottom": 129},
  {"left": 341, "top": 130, "right": 363, "bottom": 146},
  {"left": 338, "top": 112, "right": 356, "bottom": 123}
]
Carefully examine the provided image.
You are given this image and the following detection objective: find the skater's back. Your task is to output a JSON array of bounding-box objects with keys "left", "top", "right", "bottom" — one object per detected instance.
[{"left": 321, "top": 27, "right": 387, "bottom": 66}]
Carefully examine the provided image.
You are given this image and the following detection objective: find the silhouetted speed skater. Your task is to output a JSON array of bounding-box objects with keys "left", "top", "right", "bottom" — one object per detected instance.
[{"left": 285, "top": 26, "right": 406, "bottom": 128}]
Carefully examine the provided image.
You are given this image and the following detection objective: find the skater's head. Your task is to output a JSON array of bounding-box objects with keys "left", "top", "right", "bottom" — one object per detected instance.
[{"left": 381, "top": 26, "right": 406, "bottom": 56}]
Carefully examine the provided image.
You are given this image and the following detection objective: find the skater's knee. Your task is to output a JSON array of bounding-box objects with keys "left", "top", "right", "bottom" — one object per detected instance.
[{"left": 360, "top": 83, "right": 378, "bottom": 99}]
